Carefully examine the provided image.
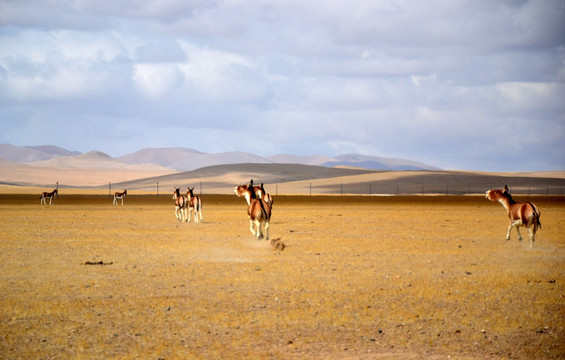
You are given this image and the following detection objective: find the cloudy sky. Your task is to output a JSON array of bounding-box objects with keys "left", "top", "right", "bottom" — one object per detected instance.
[{"left": 1, "top": 0, "right": 564, "bottom": 171}]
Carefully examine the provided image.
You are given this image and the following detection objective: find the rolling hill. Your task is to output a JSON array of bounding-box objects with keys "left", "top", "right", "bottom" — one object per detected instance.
[
  {"left": 1, "top": 144, "right": 563, "bottom": 194},
  {"left": 115, "top": 148, "right": 441, "bottom": 171},
  {"left": 108, "top": 163, "right": 565, "bottom": 196},
  {"left": 0, "top": 144, "right": 80, "bottom": 162},
  {"left": 117, "top": 148, "right": 272, "bottom": 171},
  {"left": 1, "top": 144, "right": 442, "bottom": 171}
]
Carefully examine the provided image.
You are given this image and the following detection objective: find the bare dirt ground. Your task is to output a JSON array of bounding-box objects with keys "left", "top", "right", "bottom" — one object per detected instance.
[{"left": 0, "top": 193, "right": 563, "bottom": 359}]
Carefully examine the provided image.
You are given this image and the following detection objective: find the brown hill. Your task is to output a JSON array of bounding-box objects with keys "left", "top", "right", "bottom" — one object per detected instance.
[
  {"left": 108, "top": 163, "right": 565, "bottom": 196},
  {"left": 0, "top": 152, "right": 175, "bottom": 187},
  {"left": 0, "top": 144, "right": 79, "bottom": 162}
]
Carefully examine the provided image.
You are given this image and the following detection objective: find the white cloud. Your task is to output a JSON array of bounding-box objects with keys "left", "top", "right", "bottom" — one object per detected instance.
[
  {"left": 0, "top": 0, "right": 564, "bottom": 171},
  {"left": 133, "top": 63, "right": 183, "bottom": 98},
  {"left": 496, "top": 82, "right": 559, "bottom": 104}
]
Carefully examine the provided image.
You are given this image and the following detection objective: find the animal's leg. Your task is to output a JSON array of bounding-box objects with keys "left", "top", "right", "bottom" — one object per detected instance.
[
  {"left": 515, "top": 225, "right": 523, "bottom": 241},
  {"left": 50, "top": 197, "right": 53, "bottom": 205},
  {"left": 249, "top": 219, "right": 256, "bottom": 236},
  {"left": 41, "top": 197, "right": 44, "bottom": 205},
  {"left": 264, "top": 221, "right": 270, "bottom": 240},
  {"left": 527, "top": 227, "right": 535, "bottom": 248},
  {"left": 121, "top": 198, "right": 124, "bottom": 205},
  {"left": 255, "top": 220, "right": 263, "bottom": 239},
  {"left": 506, "top": 223, "right": 513, "bottom": 240}
]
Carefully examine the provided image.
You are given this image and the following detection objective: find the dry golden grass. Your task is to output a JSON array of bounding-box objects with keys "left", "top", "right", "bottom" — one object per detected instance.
[{"left": 0, "top": 194, "right": 563, "bottom": 359}]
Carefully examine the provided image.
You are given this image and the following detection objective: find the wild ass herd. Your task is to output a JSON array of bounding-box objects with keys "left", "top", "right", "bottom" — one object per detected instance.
[
  {"left": 39, "top": 184, "right": 541, "bottom": 248},
  {"left": 173, "top": 186, "right": 203, "bottom": 223},
  {"left": 171, "top": 178, "right": 274, "bottom": 241}
]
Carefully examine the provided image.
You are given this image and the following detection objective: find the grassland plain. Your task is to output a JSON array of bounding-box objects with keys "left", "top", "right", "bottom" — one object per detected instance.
[{"left": 0, "top": 194, "right": 563, "bottom": 359}]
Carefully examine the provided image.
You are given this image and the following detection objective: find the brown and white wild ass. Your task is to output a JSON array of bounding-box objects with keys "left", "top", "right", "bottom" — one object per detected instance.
[
  {"left": 186, "top": 186, "right": 203, "bottom": 223},
  {"left": 485, "top": 186, "right": 541, "bottom": 248},
  {"left": 233, "top": 179, "right": 272, "bottom": 240},
  {"left": 40, "top": 189, "right": 58, "bottom": 205},
  {"left": 235, "top": 181, "right": 274, "bottom": 206},
  {"left": 113, "top": 190, "right": 127, "bottom": 205},
  {"left": 173, "top": 187, "right": 188, "bottom": 222}
]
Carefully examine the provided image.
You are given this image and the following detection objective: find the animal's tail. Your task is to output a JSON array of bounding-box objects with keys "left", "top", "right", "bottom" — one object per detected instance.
[{"left": 529, "top": 202, "right": 541, "bottom": 231}]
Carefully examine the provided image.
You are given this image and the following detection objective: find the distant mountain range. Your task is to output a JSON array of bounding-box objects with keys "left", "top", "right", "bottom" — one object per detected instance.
[
  {"left": 0, "top": 144, "right": 81, "bottom": 162},
  {"left": 0, "top": 144, "right": 441, "bottom": 171}
]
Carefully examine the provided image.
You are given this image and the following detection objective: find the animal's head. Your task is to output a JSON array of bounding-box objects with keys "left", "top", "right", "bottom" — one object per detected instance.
[
  {"left": 124, "top": 190, "right": 127, "bottom": 195},
  {"left": 173, "top": 187, "right": 181, "bottom": 199},
  {"left": 54, "top": 189, "right": 58, "bottom": 196},
  {"left": 485, "top": 189, "right": 503, "bottom": 202},
  {"left": 233, "top": 184, "right": 248, "bottom": 197},
  {"left": 187, "top": 187, "right": 194, "bottom": 198}
]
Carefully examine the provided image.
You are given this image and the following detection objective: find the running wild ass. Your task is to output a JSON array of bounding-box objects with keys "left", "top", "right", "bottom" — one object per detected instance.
[
  {"left": 485, "top": 186, "right": 541, "bottom": 248},
  {"left": 233, "top": 179, "right": 272, "bottom": 240},
  {"left": 186, "top": 186, "right": 203, "bottom": 223},
  {"left": 40, "top": 189, "right": 58, "bottom": 205},
  {"left": 113, "top": 190, "right": 127, "bottom": 205},
  {"left": 173, "top": 187, "right": 188, "bottom": 222}
]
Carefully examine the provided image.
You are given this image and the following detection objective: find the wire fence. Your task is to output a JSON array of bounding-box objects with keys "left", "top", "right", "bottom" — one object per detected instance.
[
  {"left": 268, "top": 182, "right": 565, "bottom": 196},
  {"left": 114, "top": 180, "right": 565, "bottom": 196}
]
